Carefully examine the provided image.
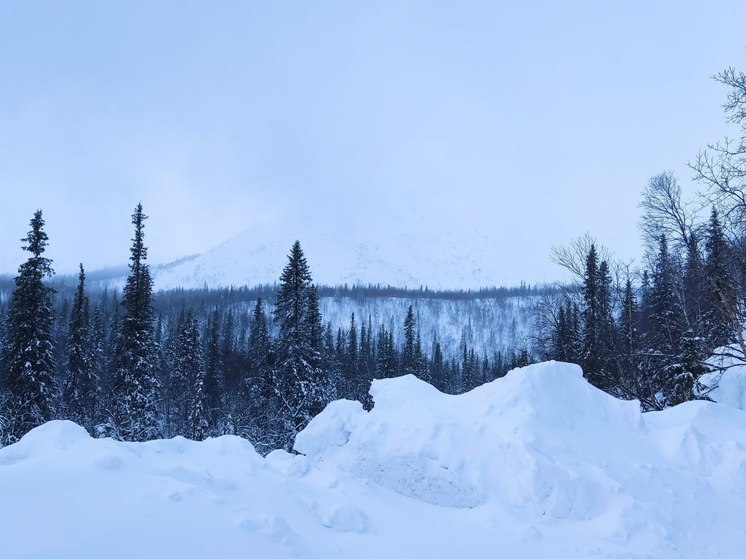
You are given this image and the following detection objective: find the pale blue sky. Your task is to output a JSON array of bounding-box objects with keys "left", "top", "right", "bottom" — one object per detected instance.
[{"left": 1, "top": 1, "right": 745, "bottom": 283}]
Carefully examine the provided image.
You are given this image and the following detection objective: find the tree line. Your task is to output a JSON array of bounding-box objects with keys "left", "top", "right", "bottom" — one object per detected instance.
[
  {"left": 536, "top": 57, "right": 746, "bottom": 410},
  {"left": 0, "top": 205, "right": 530, "bottom": 450}
]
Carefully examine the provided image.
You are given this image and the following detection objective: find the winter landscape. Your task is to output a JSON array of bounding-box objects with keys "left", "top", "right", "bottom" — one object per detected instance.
[{"left": 2, "top": 2, "right": 746, "bottom": 558}]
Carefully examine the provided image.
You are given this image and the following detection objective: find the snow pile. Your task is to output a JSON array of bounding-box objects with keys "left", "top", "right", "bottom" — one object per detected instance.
[
  {"left": 2, "top": 362, "right": 746, "bottom": 558},
  {"left": 701, "top": 349, "right": 746, "bottom": 411},
  {"left": 296, "top": 363, "right": 643, "bottom": 516}
]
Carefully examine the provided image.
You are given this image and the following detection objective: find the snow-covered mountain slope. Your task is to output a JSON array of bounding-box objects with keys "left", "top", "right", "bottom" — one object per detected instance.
[
  {"left": 312, "top": 294, "right": 533, "bottom": 357},
  {"left": 3, "top": 361, "right": 746, "bottom": 559},
  {"left": 148, "top": 216, "right": 525, "bottom": 291}
]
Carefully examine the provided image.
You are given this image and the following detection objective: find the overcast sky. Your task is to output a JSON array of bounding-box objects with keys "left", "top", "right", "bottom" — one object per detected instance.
[{"left": 1, "top": 1, "right": 745, "bottom": 284}]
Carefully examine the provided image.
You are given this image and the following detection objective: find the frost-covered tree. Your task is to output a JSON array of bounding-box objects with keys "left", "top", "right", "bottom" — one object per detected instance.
[
  {"left": 240, "top": 298, "right": 276, "bottom": 450},
  {"left": 172, "top": 313, "right": 209, "bottom": 440},
  {"left": 272, "top": 241, "right": 326, "bottom": 449},
  {"left": 60, "top": 264, "right": 96, "bottom": 430},
  {"left": 401, "top": 305, "right": 417, "bottom": 376},
  {"left": 109, "top": 204, "right": 161, "bottom": 441},
  {"left": 1, "top": 210, "right": 57, "bottom": 444},
  {"left": 202, "top": 308, "right": 223, "bottom": 429},
  {"left": 703, "top": 208, "right": 737, "bottom": 349}
]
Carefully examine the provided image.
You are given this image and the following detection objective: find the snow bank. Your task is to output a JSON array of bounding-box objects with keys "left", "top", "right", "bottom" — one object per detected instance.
[
  {"left": 701, "top": 363, "right": 746, "bottom": 411},
  {"left": 2, "top": 361, "right": 746, "bottom": 558}
]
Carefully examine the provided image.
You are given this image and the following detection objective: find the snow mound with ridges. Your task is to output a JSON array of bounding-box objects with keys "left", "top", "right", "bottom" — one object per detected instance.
[
  {"left": 296, "top": 363, "right": 644, "bottom": 514},
  {"left": 2, "top": 361, "right": 746, "bottom": 558}
]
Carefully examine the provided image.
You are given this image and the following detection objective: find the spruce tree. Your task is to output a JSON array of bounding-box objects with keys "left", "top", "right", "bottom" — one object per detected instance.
[
  {"left": 581, "top": 245, "right": 601, "bottom": 384},
  {"left": 61, "top": 264, "right": 96, "bottom": 430},
  {"left": 173, "top": 313, "right": 209, "bottom": 440},
  {"left": 1, "top": 210, "right": 57, "bottom": 444},
  {"left": 402, "top": 305, "right": 417, "bottom": 376},
  {"left": 667, "top": 329, "right": 709, "bottom": 407},
  {"left": 244, "top": 298, "right": 274, "bottom": 448},
  {"left": 648, "top": 235, "right": 686, "bottom": 407},
  {"left": 596, "top": 260, "right": 618, "bottom": 389},
  {"left": 203, "top": 308, "right": 222, "bottom": 428},
  {"left": 109, "top": 204, "right": 161, "bottom": 441},
  {"left": 704, "top": 208, "right": 736, "bottom": 349},
  {"left": 272, "top": 241, "right": 326, "bottom": 448}
]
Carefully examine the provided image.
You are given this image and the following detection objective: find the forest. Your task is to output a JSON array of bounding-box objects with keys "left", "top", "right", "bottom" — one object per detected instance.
[
  {"left": 536, "top": 61, "right": 746, "bottom": 411},
  {"left": 2, "top": 59, "right": 745, "bottom": 456},
  {"left": 0, "top": 206, "right": 535, "bottom": 452}
]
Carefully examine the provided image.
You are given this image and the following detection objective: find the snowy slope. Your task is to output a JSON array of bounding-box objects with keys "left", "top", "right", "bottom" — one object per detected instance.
[
  {"left": 317, "top": 294, "right": 535, "bottom": 357},
  {"left": 148, "top": 216, "right": 521, "bottom": 291},
  {"left": 2, "top": 362, "right": 746, "bottom": 558}
]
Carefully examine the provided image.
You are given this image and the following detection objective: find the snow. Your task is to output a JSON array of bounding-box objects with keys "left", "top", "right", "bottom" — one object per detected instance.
[
  {"left": 89, "top": 217, "right": 530, "bottom": 291},
  {"left": 2, "top": 361, "right": 746, "bottom": 558},
  {"left": 701, "top": 355, "right": 746, "bottom": 411}
]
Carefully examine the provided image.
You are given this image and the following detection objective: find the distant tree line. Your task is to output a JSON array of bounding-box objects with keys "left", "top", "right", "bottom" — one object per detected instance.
[
  {"left": 0, "top": 206, "right": 531, "bottom": 450},
  {"left": 537, "top": 57, "right": 746, "bottom": 410}
]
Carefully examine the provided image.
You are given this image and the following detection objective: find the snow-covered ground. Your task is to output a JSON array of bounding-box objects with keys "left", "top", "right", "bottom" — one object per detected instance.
[{"left": 2, "top": 361, "right": 746, "bottom": 558}]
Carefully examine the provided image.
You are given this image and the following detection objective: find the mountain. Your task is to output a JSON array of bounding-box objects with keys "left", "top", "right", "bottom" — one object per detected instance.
[{"left": 147, "top": 215, "right": 527, "bottom": 291}]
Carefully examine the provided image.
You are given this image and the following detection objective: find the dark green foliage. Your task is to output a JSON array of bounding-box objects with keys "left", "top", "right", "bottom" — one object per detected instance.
[
  {"left": 61, "top": 264, "right": 96, "bottom": 430},
  {"left": 109, "top": 204, "right": 161, "bottom": 441},
  {"left": 401, "top": 305, "right": 417, "bottom": 376},
  {"left": 272, "top": 241, "right": 329, "bottom": 449},
  {"left": 172, "top": 312, "right": 209, "bottom": 441},
  {"left": 703, "top": 208, "right": 737, "bottom": 349},
  {"left": 1, "top": 210, "right": 57, "bottom": 444}
]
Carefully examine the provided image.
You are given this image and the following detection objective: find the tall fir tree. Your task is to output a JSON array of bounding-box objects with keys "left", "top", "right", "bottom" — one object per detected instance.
[
  {"left": 172, "top": 312, "right": 209, "bottom": 440},
  {"left": 61, "top": 264, "right": 96, "bottom": 430},
  {"left": 1, "top": 210, "right": 57, "bottom": 444},
  {"left": 243, "top": 298, "right": 274, "bottom": 449},
  {"left": 109, "top": 204, "right": 161, "bottom": 441},
  {"left": 704, "top": 208, "right": 736, "bottom": 349},
  {"left": 401, "top": 305, "right": 417, "bottom": 376},
  {"left": 272, "top": 241, "right": 326, "bottom": 449}
]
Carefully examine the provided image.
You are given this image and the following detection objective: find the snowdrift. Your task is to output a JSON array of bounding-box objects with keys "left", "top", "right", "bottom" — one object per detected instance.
[
  {"left": 2, "top": 362, "right": 746, "bottom": 558},
  {"left": 701, "top": 349, "right": 746, "bottom": 411}
]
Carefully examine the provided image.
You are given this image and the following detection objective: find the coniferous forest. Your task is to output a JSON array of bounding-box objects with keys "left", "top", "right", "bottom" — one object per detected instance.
[
  {"left": 535, "top": 61, "right": 746, "bottom": 410},
  {"left": 1, "top": 58, "right": 744, "bottom": 457},
  {"left": 0, "top": 205, "right": 534, "bottom": 451}
]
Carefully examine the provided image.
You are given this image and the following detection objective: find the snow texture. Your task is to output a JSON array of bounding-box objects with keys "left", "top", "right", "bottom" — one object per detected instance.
[
  {"left": 2, "top": 361, "right": 746, "bottom": 558},
  {"left": 98, "top": 218, "right": 524, "bottom": 291}
]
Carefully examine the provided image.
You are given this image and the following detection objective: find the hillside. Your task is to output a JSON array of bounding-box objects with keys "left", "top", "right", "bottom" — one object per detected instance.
[{"left": 78, "top": 216, "right": 532, "bottom": 292}]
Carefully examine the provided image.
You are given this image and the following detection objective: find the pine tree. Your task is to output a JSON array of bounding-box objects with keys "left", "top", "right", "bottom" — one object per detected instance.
[
  {"left": 618, "top": 279, "right": 639, "bottom": 390},
  {"left": 61, "top": 264, "right": 96, "bottom": 430},
  {"left": 402, "top": 305, "right": 417, "bottom": 376},
  {"left": 168, "top": 311, "right": 193, "bottom": 436},
  {"left": 272, "top": 241, "right": 325, "bottom": 448},
  {"left": 431, "top": 338, "right": 444, "bottom": 390},
  {"left": 704, "top": 208, "right": 736, "bottom": 349},
  {"left": 581, "top": 245, "right": 602, "bottom": 383},
  {"left": 376, "top": 325, "right": 398, "bottom": 379},
  {"left": 595, "top": 260, "right": 618, "bottom": 389},
  {"left": 306, "top": 286, "right": 324, "bottom": 371},
  {"left": 89, "top": 304, "right": 106, "bottom": 418},
  {"left": 109, "top": 204, "right": 161, "bottom": 441},
  {"left": 666, "top": 329, "right": 709, "bottom": 407},
  {"left": 414, "top": 328, "right": 430, "bottom": 384},
  {"left": 347, "top": 313, "right": 358, "bottom": 375},
  {"left": 243, "top": 298, "right": 275, "bottom": 450},
  {"left": 203, "top": 308, "right": 222, "bottom": 427},
  {"left": 682, "top": 232, "right": 705, "bottom": 336},
  {"left": 172, "top": 312, "right": 209, "bottom": 440},
  {"left": 647, "top": 235, "right": 687, "bottom": 407},
  {"left": 1, "top": 210, "right": 57, "bottom": 444}
]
